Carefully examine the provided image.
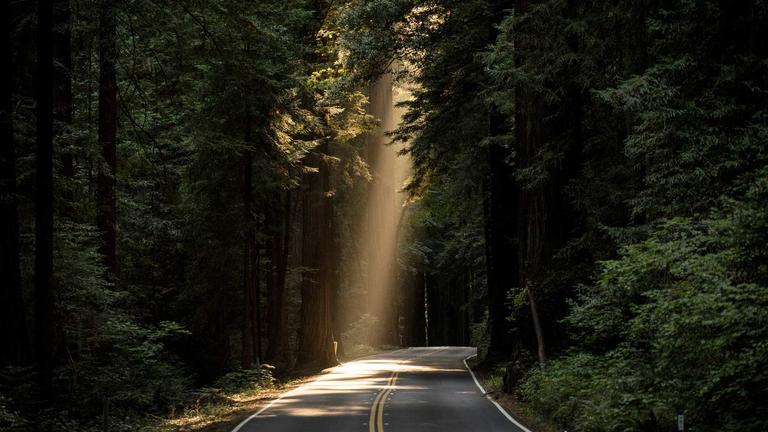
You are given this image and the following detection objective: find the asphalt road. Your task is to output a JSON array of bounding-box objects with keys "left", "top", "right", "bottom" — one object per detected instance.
[{"left": 233, "top": 346, "right": 530, "bottom": 432}]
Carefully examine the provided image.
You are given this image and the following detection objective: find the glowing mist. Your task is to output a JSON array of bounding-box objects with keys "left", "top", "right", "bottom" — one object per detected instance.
[{"left": 365, "top": 72, "right": 411, "bottom": 346}]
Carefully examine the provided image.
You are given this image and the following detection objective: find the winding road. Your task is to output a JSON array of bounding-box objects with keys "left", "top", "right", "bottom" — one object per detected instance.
[{"left": 232, "top": 346, "right": 530, "bottom": 432}]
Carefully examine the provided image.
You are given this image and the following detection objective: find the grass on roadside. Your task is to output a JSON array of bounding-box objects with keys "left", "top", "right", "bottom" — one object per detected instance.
[
  {"left": 468, "top": 360, "right": 559, "bottom": 432},
  {"left": 142, "top": 367, "right": 310, "bottom": 432},
  {"left": 146, "top": 346, "right": 401, "bottom": 432}
]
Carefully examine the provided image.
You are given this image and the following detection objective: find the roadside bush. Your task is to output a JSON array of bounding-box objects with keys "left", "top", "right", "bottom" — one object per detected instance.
[
  {"left": 520, "top": 171, "right": 768, "bottom": 432},
  {"left": 213, "top": 366, "right": 276, "bottom": 394}
]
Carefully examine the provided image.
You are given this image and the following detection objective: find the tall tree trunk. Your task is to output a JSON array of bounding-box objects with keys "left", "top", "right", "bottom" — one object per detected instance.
[
  {"left": 514, "top": 0, "right": 548, "bottom": 367},
  {"left": 482, "top": 139, "right": 518, "bottom": 361},
  {"left": 512, "top": 0, "right": 583, "bottom": 368},
  {"left": 516, "top": 114, "right": 549, "bottom": 368},
  {"left": 329, "top": 198, "right": 345, "bottom": 358},
  {"left": 53, "top": 0, "right": 73, "bottom": 216},
  {"left": 425, "top": 273, "right": 440, "bottom": 346},
  {"left": 96, "top": 0, "right": 117, "bottom": 274},
  {"left": 241, "top": 148, "right": 254, "bottom": 369},
  {"left": 241, "top": 241, "right": 253, "bottom": 368},
  {"left": 266, "top": 190, "right": 290, "bottom": 365},
  {"left": 527, "top": 286, "right": 545, "bottom": 368},
  {"left": 516, "top": 0, "right": 583, "bottom": 367},
  {"left": 482, "top": 0, "right": 519, "bottom": 363},
  {"left": 252, "top": 244, "right": 262, "bottom": 365},
  {"left": 297, "top": 142, "right": 336, "bottom": 368},
  {"left": 35, "top": 0, "right": 55, "bottom": 397},
  {"left": 0, "top": 0, "right": 28, "bottom": 365},
  {"left": 411, "top": 271, "right": 426, "bottom": 346}
]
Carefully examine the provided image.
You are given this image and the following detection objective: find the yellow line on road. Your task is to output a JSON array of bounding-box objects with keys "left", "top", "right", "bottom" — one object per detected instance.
[
  {"left": 368, "top": 348, "right": 449, "bottom": 432},
  {"left": 376, "top": 371, "right": 399, "bottom": 432},
  {"left": 369, "top": 371, "right": 397, "bottom": 432}
]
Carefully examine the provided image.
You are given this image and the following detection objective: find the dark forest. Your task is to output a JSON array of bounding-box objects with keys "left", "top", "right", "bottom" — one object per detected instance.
[{"left": 1, "top": 1, "right": 767, "bottom": 431}]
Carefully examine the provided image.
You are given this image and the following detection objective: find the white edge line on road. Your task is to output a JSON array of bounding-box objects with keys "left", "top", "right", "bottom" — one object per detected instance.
[
  {"left": 230, "top": 348, "right": 411, "bottom": 432},
  {"left": 230, "top": 384, "right": 299, "bottom": 432},
  {"left": 463, "top": 353, "right": 534, "bottom": 432}
]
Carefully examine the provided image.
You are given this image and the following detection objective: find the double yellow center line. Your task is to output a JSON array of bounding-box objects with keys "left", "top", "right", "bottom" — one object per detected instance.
[
  {"left": 369, "top": 369, "right": 399, "bottom": 432},
  {"left": 368, "top": 348, "right": 449, "bottom": 432}
]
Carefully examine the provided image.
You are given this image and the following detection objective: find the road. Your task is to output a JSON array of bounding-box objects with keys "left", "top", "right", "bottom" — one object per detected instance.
[{"left": 232, "top": 346, "right": 530, "bottom": 432}]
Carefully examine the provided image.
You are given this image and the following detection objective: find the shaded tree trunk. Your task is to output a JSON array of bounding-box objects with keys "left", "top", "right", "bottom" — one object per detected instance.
[
  {"left": 34, "top": 0, "right": 55, "bottom": 397},
  {"left": 241, "top": 145, "right": 255, "bottom": 368},
  {"left": 240, "top": 242, "right": 254, "bottom": 368},
  {"left": 424, "top": 273, "right": 439, "bottom": 346},
  {"left": 297, "top": 142, "right": 336, "bottom": 368},
  {"left": 96, "top": 0, "right": 117, "bottom": 275},
  {"left": 252, "top": 244, "right": 262, "bottom": 364},
  {"left": 515, "top": 100, "right": 549, "bottom": 369},
  {"left": 482, "top": 138, "right": 518, "bottom": 361},
  {"left": 0, "top": 0, "right": 28, "bottom": 365},
  {"left": 330, "top": 204, "right": 345, "bottom": 359},
  {"left": 527, "top": 287, "right": 545, "bottom": 368},
  {"left": 53, "top": 0, "right": 73, "bottom": 216},
  {"left": 266, "top": 190, "right": 290, "bottom": 365},
  {"left": 482, "top": 0, "right": 519, "bottom": 363},
  {"left": 411, "top": 271, "right": 427, "bottom": 346},
  {"left": 512, "top": 0, "right": 583, "bottom": 367},
  {"left": 400, "top": 268, "right": 426, "bottom": 347},
  {"left": 513, "top": 0, "right": 547, "bottom": 367}
]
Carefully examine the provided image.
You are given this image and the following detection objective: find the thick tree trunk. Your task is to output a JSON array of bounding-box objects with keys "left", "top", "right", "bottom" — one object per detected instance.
[
  {"left": 252, "top": 245, "right": 262, "bottom": 364},
  {"left": 513, "top": 0, "right": 548, "bottom": 367},
  {"left": 266, "top": 190, "right": 290, "bottom": 365},
  {"left": 329, "top": 205, "right": 345, "bottom": 359},
  {"left": 240, "top": 240, "right": 253, "bottom": 368},
  {"left": 297, "top": 142, "right": 336, "bottom": 368},
  {"left": 96, "top": 0, "right": 117, "bottom": 274},
  {"left": 400, "top": 268, "right": 425, "bottom": 347},
  {"left": 482, "top": 143, "right": 518, "bottom": 361},
  {"left": 411, "top": 272, "right": 427, "bottom": 346},
  {"left": 527, "top": 287, "right": 546, "bottom": 367},
  {"left": 510, "top": 0, "right": 583, "bottom": 368},
  {"left": 482, "top": 0, "right": 520, "bottom": 363},
  {"left": 515, "top": 107, "right": 549, "bottom": 367},
  {"left": 424, "top": 273, "right": 440, "bottom": 347},
  {"left": 0, "top": 0, "right": 28, "bottom": 365},
  {"left": 241, "top": 148, "right": 255, "bottom": 368},
  {"left": 53, "top": 0, "right": 73, "bottom": 216},
  {"left": 35, "top": 0, "right": 55, "bottom": 397}
]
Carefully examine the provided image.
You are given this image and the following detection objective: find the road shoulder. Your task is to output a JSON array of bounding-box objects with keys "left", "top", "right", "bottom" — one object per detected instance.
[
  {"left": 464, "top": 357, "right": 555, "bottom": 432},
  {"left": 152, "top": 348, "right": 405, "bottom": 432}
]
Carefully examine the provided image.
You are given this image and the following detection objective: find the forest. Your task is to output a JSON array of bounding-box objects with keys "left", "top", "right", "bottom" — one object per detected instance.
[{"left": 1, "top": 0, "right": 767, "bottom": 431}]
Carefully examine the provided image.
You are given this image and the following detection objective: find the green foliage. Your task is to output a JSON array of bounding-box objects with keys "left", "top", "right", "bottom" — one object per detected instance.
[
  {"left": 6, "top": 0, "right": 348, "bottom": 428},
  {"left": 16, "top": 223, "right": 191, "bottom": 430},
  {"left": 470, "top": 310, "right": 490, "bottom": 361},
  {"left": 213, "top": 366, "right": 276, "bottom": 394},
  {"left": 342, "top": 313, "right": 380, "bottom": 347},
  {"left": 521, "top": 169, "right": 768, "bottom": 432},
  {"left": 0, "top": 395, "right": 26, "bottom": 430}
]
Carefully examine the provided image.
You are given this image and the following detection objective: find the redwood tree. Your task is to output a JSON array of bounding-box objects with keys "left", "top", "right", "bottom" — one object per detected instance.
[
  {"left": 96, "top": 0, "right": 117, "bottom": 274},
  {"left": 266, "top": 190, "right": 291, "bottom": 365},
  {"left": 0, "top": 0, "right": 28, "bottom": 366},
  {"left": 34, "top": 0, "right": 55, "bottom": 397},
  {"left": 297, "top": 142, "right": 337, "bottom": 368}
]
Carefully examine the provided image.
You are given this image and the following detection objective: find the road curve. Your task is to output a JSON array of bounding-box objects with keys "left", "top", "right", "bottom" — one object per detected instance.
[{"left": 233, "top": 346, "right": 529, "bottom": 432}]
